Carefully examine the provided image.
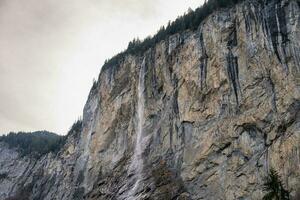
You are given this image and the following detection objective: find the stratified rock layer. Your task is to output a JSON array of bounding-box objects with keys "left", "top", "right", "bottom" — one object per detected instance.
[{"left": 0, "top": 0, "right": 299, "bottom": 199}]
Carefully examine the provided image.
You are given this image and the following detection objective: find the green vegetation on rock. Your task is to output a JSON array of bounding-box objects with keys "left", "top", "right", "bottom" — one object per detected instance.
[
  {"left": 0, "top": 118, "right": 83, "bottom": 158},
  {"left": 0, "top": 131, "right": 66, "bottom": 158},
  {"left": 67, "top": 118, "right": 83, "bottom": 138},
  {"left": 102, "top": 0, "right": 243, "bottom": 71},
  {"left": 263, "top": 168, "right": 290, "bottom": 200}
]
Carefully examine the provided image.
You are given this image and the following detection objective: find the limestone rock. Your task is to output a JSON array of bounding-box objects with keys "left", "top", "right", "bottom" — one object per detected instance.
[{"left": 0, "top": 0, "right": 299, "bottom": 199}]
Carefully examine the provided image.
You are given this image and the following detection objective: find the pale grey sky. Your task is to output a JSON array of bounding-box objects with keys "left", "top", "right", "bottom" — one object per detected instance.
[{"left": 0, "top": 0, "right": 204, "bottom": 135}]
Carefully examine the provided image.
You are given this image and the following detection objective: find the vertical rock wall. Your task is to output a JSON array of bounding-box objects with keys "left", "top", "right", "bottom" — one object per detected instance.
[{"left": 0, "top": 0, "right": 299, "bottom": 199}]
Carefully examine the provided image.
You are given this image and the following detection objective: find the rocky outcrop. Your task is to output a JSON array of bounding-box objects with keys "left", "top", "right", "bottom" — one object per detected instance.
[
  {"left": 0, "top": 129, "right": 80, "bottom": 200},
  {"left": 0, "top": 0, "right": 299, "bottom": 199}
]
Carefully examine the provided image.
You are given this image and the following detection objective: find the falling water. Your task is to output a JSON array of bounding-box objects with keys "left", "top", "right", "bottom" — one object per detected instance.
[{"left": 126, "top": 58, "right": 146, "bottom": 199}]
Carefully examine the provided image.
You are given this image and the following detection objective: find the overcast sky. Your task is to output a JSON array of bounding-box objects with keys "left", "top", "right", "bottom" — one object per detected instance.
[{"left": 0, "top": 0, "right": 204, "bottom": 135}]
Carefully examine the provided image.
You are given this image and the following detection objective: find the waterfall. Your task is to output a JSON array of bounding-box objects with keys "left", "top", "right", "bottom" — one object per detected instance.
[{"left": 125, "top": 58, "right": 146, "bottom": 199}]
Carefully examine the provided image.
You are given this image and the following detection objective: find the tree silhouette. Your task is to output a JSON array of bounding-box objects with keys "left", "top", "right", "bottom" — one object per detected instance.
[
  {"left": 0, "top": 131, "right": 66, "bottom": 158},
  {"left": 102, "top": 0, "right": 244, "bottom": 71},
  {"left": 263, "top": 168, "right": 290, "bottom": 200}
]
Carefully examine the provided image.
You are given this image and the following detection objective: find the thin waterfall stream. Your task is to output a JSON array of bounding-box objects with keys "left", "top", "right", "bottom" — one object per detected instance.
[{"left": 125, "top": 58, "right": 146, "bottom": 199}]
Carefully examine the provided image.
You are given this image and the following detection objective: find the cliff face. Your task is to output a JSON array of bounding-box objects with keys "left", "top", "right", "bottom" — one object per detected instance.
[{"left": 0, "top": 0, "right": 300, "bottom": 199}]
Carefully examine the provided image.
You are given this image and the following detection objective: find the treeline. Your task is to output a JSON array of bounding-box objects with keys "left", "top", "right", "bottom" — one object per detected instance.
[
  {"left": 0, "top": 131, "right": 65, "bottom": 158},
  {"left": 67, "top": 118, "right": 83, "bottom": 138},
  {"left": 0, "top": 119, "right": 83, "bottom": 158},
  {"left": 102, "top": 0, "right": 243, "bottom": 70}
]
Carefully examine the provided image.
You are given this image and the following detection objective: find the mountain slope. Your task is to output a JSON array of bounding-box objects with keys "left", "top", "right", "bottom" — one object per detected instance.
[
  {"left": 0, "top": 0, "right": 300, "bottom": 199},
  {"left": 0, "top": 131, "right": 65, "bottom": 157}
]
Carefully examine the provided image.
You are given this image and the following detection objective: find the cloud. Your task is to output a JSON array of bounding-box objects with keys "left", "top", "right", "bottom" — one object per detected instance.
[{"left": 0, "top": 0, "right": 203, "bottom": 135}]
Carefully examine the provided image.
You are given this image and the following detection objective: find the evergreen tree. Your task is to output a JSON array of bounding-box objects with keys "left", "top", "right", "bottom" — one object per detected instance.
[
  {"left": 0, "top": 131, "right": 66, "bottom": 158},
  {"left": 102, "top": 0, "right": 245, "bottom": 71},
  {"left": 263, "top": 168, "right": 290, "bottom": 200}
]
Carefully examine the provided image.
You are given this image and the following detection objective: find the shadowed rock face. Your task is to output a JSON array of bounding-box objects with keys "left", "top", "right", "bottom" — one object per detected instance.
[{"left": 0, "top": 0, "right": 300, "bottom": 199}]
